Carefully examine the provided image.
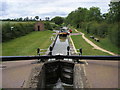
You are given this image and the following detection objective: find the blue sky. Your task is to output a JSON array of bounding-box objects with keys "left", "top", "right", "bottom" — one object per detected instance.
[{"left": 1, "top": 0, "right": 112, "bottom": 20}]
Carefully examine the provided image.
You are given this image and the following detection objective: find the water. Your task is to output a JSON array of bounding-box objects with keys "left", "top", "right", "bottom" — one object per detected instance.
[
  {"left": 52, "top": 36, "right": 69, "bottom": 55},
  {"left": 46, "top": 35, "right": 73, "bottom": 90},
  {"left": 46, "top": 78, "right": 73, "bottom": 90}
]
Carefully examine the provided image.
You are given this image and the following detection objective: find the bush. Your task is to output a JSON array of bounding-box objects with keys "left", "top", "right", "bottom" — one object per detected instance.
[
  {"left": 109, "top": 23, "right": 120, "bottom": 48},
  {"left": 2, "top": 22, "right": 34, "bottom": 42},
  {"left": 89, "top": 22, "right": 98, "bottom": 35},
  {"left": 51, "top": 23, "right": 58, "bottom": 30},
  {"left": 44, "top": 22, "right": 53, "bottom": 30},
  {"left": 81, "top": 21, "right": 120, "bottom": 49},
  {"left": 97, "top": 23, "right": 108, "bottom": 38},
  {"left": 81, "top": 21, "right": 108, "bottom": 38}
]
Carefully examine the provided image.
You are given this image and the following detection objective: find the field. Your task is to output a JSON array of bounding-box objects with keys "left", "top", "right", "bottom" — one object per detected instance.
[
  {"left": 71, "top": 35, "right": 110, "bottom": 55},
  {"left": 1, "top": 31, "right": 54, "bottom": 56}
]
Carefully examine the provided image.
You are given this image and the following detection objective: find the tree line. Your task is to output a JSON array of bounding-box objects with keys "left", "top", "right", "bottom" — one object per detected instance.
[
  {"left": 64, "top": 1, "right": 120, "bottom": 48},
  {"left": 1, "top": 16, "right": 50, "bottom": 21}
]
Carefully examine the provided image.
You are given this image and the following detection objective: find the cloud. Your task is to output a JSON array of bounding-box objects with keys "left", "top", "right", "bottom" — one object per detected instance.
[
  {"left": 0, "top": 0, "right": 111, "bottom": 19},
  {"left": 0, "top": 2, "right": 8, "bottom": 11}
]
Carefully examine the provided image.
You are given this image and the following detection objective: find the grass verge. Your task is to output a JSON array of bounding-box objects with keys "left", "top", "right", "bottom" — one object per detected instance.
[
  {"left": 71, "top": 35, "right": 110, "bottom": 55},
  {"left": 77, "top": 29, "right": 119, "bottom": 55},
  {"left": 1, "top": 31, "right": 54, "bottom": 56}
]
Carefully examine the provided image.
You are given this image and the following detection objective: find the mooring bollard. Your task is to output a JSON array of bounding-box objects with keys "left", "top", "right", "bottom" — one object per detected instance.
[
  {"left": 67, "top": 46, "right": 70, "bottom": 55},
  {"left": 79, "top": 48, "right": 82, "bottom": 55},
  {"left": 49, "top": 46, "right": 53, "bottom": 55},
  {"left": 37, "top": 48, "right": 40, "bottom": 61},
  {"left": 37, "top": 48, "right": 40, "bottom": 56}
]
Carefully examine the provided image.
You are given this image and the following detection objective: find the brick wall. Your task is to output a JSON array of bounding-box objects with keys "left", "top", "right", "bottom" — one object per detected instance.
[{"left": 34, "top": 21, "right": 44, "bottom": 31}]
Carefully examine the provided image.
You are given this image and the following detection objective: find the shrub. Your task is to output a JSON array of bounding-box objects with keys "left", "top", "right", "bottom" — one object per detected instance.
[
  {"left": 82, "top": 21, "right": 108, "bottom": 38},
  {"left": 109, "top": 23, "right": 120, "bottom": 48},
  {"left": 96, "top": 23, "right": 108, "bottom": 38},
  {"left": 44, "top": 22, "right": 53, "bottom": 30},
  {"left": 2, "top": 22, "right": 34, "bottom": 42},
  {"left": 88, "top": 22, "right": 99, "bottom": 35}
]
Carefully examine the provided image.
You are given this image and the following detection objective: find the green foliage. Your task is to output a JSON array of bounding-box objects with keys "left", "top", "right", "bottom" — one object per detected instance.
[
  {"left": 2, "top": 22, "right": 35, "bottom": 42},
  {"left": 77, "top": 29, "right": 119, "bottom": 54},
  {"left": 45, "top": 17, "right": 50, "bottom": 21},
  {"left": 81, "top": 21, "right": 119, "bottom": 50},
  {"left": 109, "top": 23, "right": 120, "bottom": 48},
  {"left": 51, "top": 23, "right": 60, "bottom": 30},
  {"left": 88, "top": 22, "right": 99, "bottom": 35},
  {"left": 35, "top": 16, "right": 39, "bottom": 21},
  {"left": 65, "top": 4, "right": 120, "bottom": 50},
  {"left": 86, "top": 22, "right": 119, "bottom": 48},
  {"left": 107, "top": 1, "right": 120, "bottom": 23},
  {"left": 97, "top": 23, "right": 108, "bottom": 38},
  {"left": 82, "top": 22, "right": 108, "bottom": 38},
  {"left": 44, "top": 22, "right": 53, "bottom": 30},
  {"left": 65, "top": 7, "right": 102, "bottom": 27},
  {"left": 51, "top": 16, "right": 64, "bottom": 25},
  {"left": 87, "top": 7, "right": 102, "bottom": 22}
]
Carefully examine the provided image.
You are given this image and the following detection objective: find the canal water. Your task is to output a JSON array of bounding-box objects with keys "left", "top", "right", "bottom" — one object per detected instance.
[
  {"left": 46, "top": 35, "right": 73, "bottom": 90},
  {"left": 52, "top": 36, "right": 69, "bottom": 55}
]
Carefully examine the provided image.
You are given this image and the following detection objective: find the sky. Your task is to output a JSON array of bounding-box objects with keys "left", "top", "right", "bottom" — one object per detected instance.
[{"left": 0, "top": 0, "right": 112, "bottom": 20}]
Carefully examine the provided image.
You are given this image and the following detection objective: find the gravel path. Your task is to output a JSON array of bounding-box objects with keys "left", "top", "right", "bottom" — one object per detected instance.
[{"left": 74, "top": 29, "right": 117, "bottom": 56}]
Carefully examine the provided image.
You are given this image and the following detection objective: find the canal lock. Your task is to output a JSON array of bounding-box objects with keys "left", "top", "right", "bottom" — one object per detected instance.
[
  {"left": 34, "top": 60, "right": 74, "bottom": 90},
  {"left": 30, "top": 33, "right": 88, "bottom": 89},
  {"left": 36, "top": 35, "right": 75, "bottom": 89}
]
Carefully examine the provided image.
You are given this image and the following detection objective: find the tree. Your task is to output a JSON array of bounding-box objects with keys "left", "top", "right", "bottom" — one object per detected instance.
[
  {"left": 87, "top": 7, "right": 102, "bottom": 22},
  {"left": 44, "top": 22, "right": 52, "bottom": 30},
  {"left": 65, "top": 7, "right": 88, "bottom": 27},
  {"left": 51, "top": 16, "right": 64, "bottom": 25},
  {"left": 102, "top": 13, "right": 108, "bottom": 20},
  {"left": 45, "top": 17, "right": 50, "bottom": 21},
  {"left": 24, "top": 17, "right": 29, "bottom": 21},
  {"left": 35, "top": 16, "right": 39, "bottom": 21},
  {"left": 107, "top": 1, "right": 120, "bottom": 23},
  {"left": 30, "top": 17, "right": 33, "bottom": 21},
  {"left": 19, "top": 17, "right": 23, "bottom": 21}
]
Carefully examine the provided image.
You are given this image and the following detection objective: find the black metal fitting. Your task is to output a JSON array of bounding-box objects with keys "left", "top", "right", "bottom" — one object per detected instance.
[
  {"left": 79, "top": 48, "right": 82, "bottom": 55},
  {"left": 49, "top": 46, "right": 53, "bottom": 55},
  {"left": 37, "top": 48, "right": 40, "bottom": 55},
  {"left": 67, "top": 46, "right": 70, "bottom": 55}
]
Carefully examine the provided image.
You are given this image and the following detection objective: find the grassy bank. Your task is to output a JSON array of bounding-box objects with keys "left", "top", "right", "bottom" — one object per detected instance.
[
  {"left": 2, "top": 22, "right": 35, "bottom": 42},
  {"left": 71, "top": 35, "right": 110, "bottom": 55},
  {"left": 76, "top": 29, "right": 119, "bottom": 55},
  {"left": 2, "top": 31, "right": 54, "bottom": 56}
]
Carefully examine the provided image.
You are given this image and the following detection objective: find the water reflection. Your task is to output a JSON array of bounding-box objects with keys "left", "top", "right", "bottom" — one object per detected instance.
[
  {"left": 46, "top": 82, "right": 73, "bottom": 90},
  {"left": 52, "top": 36, "right": 69, "bottom": 55},
  {"left": 59, "top": 36, "right": 67, "bottom": 42},
  {"left": 53, "top": 79, "right": 64, "bottom": 89}
]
